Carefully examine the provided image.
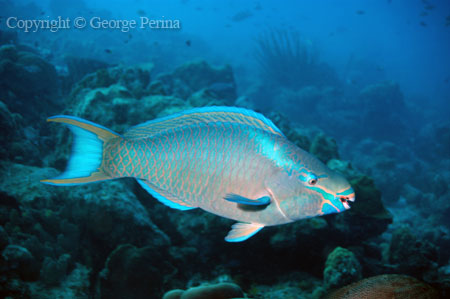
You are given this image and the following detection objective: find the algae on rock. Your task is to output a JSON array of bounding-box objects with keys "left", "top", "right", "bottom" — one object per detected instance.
[{"left": 323, "top": 247, "right": 362, "bottom": 289}]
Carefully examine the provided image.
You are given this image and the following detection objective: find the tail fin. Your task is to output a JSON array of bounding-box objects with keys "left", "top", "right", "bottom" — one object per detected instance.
[{"left": 41, "top": 115, "right": 121, "bottom": 186}]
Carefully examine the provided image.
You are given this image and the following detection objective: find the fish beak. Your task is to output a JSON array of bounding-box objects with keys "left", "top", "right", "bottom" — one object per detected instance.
[{"left": 339, "top": 194, "right": 355, "bottom": 210}]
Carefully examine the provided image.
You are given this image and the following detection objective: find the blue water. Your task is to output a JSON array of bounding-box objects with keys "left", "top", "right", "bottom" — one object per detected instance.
[{"left": 1, "top": 0, "right": 449, "bottom": 298}]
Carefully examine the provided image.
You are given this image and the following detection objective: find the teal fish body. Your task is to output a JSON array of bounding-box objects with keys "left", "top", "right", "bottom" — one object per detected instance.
[{"left": 42, "top": 107, "right": 355, "bottom": 242}]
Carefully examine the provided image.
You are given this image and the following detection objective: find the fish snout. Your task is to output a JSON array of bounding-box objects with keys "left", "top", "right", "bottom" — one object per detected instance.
[{"left": 338, "top": 192, "right": 355, "bottom": 210}]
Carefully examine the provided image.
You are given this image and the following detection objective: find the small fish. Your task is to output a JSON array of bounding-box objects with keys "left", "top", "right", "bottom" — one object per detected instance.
[
  {"left": 420, "top": 21, "right": 427, "bottom": 27},
  {"left": 41, "top": 107, "right": 355, "bottom": 242},
  {"left": 336, "top": 26, "right": 348, "bottom": 33},
  {"left": 231, "top": 10, "right": 253, "bottom": 22},
  {"left": 124, "top": 34, "right": 133, "bottom": 44},
  {"left": 104, "top": 49, "right": 112, "bottom": 54},
  {"left": 185, "top": 40, "right": 191, "bottom": 47},
  {"left": 420, "top": 11, "right": 428, "bottom": 17},
  {"left": 356, "top": 10, "right": 365, "bottom": 15},
  {"left": 137, "top": 9, "right": 146, "bottom": 16}
]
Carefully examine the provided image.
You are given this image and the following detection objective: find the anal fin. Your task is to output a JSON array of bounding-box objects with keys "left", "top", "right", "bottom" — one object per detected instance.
[{"left": 225, "top": 222, "right": 264, "bottom": 242}]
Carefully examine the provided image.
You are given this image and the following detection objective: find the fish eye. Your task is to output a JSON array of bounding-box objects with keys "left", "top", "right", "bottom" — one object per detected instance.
[{"left": 308, "top": 175, "right": 318, "bottom": 185}]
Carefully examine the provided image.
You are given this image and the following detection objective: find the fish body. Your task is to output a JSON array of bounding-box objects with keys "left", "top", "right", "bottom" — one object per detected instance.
[
  {"left": 325, "top": 274, "right": 439, "bottom": 299},
  {"left": 42, "top": 107, "right": 355, "bottom": 241}
]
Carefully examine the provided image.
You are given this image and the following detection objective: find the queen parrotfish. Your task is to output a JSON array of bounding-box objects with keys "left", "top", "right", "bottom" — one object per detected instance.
[{"left": 42, "top": 106, "right": 355, "bottom": 242}]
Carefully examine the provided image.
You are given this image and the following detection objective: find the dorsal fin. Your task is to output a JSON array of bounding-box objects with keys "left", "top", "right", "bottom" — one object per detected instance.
[{"left": 124, "top": 106, "right": 284, "bottom": 139}]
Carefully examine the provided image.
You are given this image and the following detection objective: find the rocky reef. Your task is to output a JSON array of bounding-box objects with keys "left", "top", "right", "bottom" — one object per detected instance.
[
  {"left": 323, "top": 247, "right": 362, "bottom": 289},
  {"left": 162, "top": 283, "right": 244, "bottom": 299},
  {"left": 0, "top": 44, "right": 447, "bottom": 298},
  {"left": 0, "top": 45, "right": 60, "bottom": 121},
  {"left": 357, "top": 81, "right": 407, "bottom": 141}
]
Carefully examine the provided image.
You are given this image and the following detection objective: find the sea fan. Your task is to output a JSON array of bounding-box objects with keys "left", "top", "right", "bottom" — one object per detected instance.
[{"left": 255, "top": 29, "right": 337, "bottom": 89}]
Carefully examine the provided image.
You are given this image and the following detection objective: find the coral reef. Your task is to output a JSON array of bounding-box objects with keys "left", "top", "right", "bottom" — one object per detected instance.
[
  {"left": 0, "top": 59, "right": 243, "bottom": 297},
  {"left": 389, "top": 226, "right": 438, "bottom": 277},
  {"left": 323, "top": 247, "right": 362, "bottom": 289},
  {"left": 0, "top": 161, "right": 169, "bottom": 297},
  {"left": 162, "top": 282, "right": 244, "bottom": 299},
  {"left": 0, "top": 45, "right": 62, "bottom": 166},
  {"left": 99, "top": 244, "right": 176, "bottom": 299},
  {"left": 310, "top": 132, "right": 339, "bottom": 163},
  {"left": 332, "top": 174, "right": 393, "bottom": 241},
  {"left": 40, "top": 254, "right": 71, "bottom": 286},
  {"left": 345, "top": 138, "right": 417, "bottom": 205},
  {"left": 2, "top": 244, "right": 40, "bottom": 281},
  {"left": 274, "top": 86, "right": 339, "bottom": 126},
  {"left": 0, "top": 100, "right": 46, "bottom": 165},
  {"left": 0, "top": 54, "right": 436, "bottom": 298},
  {"left": 63, "top": 56, "right": 110, "bottom": 92},
  {"left": 324, "top": 274, "right": 439, "bottom": 299},
  {"left": 415, "top": 121, "right": 450, "bottom": 161},
  {"left": 28, "top": 264, "right": 91, "bottom": 298},
  {"left": 357, "top": 81, "right": 407, "bottom": 141},
  {"left": 0, "top": 30, "right": 18, "bottom": 46},
  {"left": 64, "top": 59, "right": 234, "bottom": 124},
  {"left": 0, "top": 45, "right": 60, "bottom": 120},
  {"left": 0, "top": 0, "right": 447, "bottom": 296},
  {"left": 170, "top": 60, "right": 236, "bottom": 101}
]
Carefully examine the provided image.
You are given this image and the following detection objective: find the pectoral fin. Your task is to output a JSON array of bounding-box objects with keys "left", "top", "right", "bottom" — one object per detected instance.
[
  {"left": 225, "top": 222, "right": 264, "bottom": 242},
  {"left": 224, "top": 194, "right": 271, "bottom": 206}
]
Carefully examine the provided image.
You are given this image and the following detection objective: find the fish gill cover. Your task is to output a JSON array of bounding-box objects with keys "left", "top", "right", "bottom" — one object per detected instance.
[{"left": 0, "top": 0, "right": 449, "bottom": 298}]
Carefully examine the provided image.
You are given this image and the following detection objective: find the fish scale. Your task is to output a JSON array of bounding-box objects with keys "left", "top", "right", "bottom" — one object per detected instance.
[
  {"left": 42, "top": 107, "right": 355, "bottom": 242},
  {"left": 118, "top": 123, "right": 255, "bottom": 207}
]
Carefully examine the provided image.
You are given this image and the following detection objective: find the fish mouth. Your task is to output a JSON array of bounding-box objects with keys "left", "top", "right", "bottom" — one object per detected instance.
[{"left": 339, "top": 194, "right": 355, "bottom": 210}]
